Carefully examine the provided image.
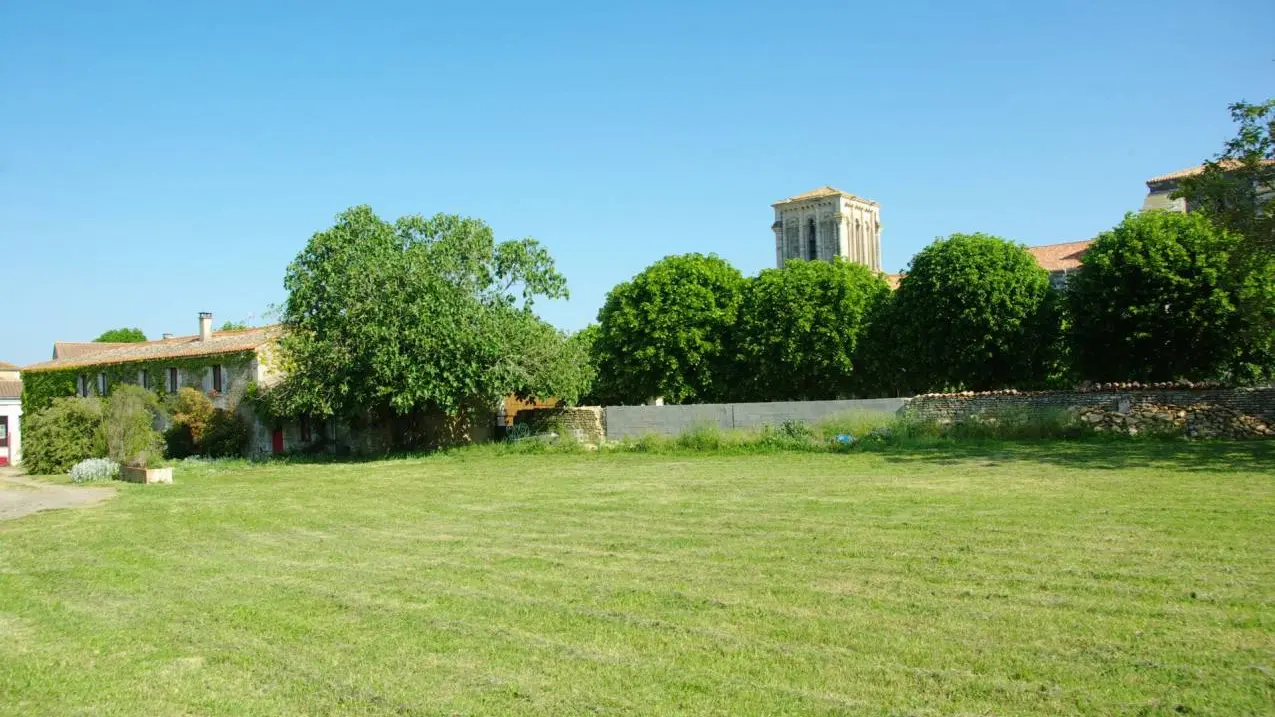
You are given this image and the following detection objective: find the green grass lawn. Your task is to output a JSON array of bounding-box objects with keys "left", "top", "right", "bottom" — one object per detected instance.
[{"left": 2, "top": 442, "right": 1273, "bottom": 716}]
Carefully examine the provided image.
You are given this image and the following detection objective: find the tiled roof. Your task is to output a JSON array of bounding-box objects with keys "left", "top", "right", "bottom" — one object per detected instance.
[
  {"left": 1026, "top": 240, "right": 1092, "bottom": 273},
  {"left": 884, "top": 241, "right": 1093, "bottom": 289},
  {"left": 25, "top": 326, "right": 280, "bottom": 372},
  {"left": 0, "top": 361, "right": 18, "bottom": 371},
  {"left": 774, "top": 186, "right": 879, "bottom": 206},
  {"left": 53, "top": 342, "right": 133, "bottom": 360},
  {"left": 0, "top": 380, "right": 21, "bottom": 399},
  {"left": 1146, "top": 159, "right": 1275, "bottom": 185}
]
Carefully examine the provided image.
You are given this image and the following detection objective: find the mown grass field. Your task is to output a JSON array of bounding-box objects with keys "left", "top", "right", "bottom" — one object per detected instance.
[{"left": 2, "top": 441, "right": 1273, "bottom": 716}]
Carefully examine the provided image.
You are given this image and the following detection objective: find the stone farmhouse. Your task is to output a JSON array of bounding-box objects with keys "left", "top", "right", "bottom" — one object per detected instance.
[
  {"left": 776, "top": 163, "right": 1229, "bottom": 290},
  {"left": 20, "top": 314, "right": 314, "bottom": 458}
]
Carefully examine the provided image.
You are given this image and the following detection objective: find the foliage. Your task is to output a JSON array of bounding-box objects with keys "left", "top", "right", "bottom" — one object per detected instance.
[
  {"left": 886, "top": 233, "right": 1061, "bottom": 392},
  {"left": 170, "top": 388, "right": 215, "bottom": 444},
  {"left": 498, "top": 313, "right": 595, "bottom": 407},
  {"left": 1173, "top": 99, "right": 1275, "bottom": 377},
  {"left": 1067, "top": 211, "right": 1261, "bottom": 382},
  {"left": 68, "top": 457, "right": 120, "bottom": 484},
  {"left": 105, "top": 385, "right": 163, "bottom": 468},
  {"left": 94, "top": 327, "right": 147, "bottom": 343},
  {"left": 21, "top": 353, "right": 255, "bottom": 414},
  {"left": 202, "top": 409, "right": 249, "bottom": 458},
  {"left": 1174, "top": 99, "right": 1275, "bottom": 260},
  {"left": 21, "top": 398, "right": 107, "bottom": 475},
  {"left": 218, "top": 320, "right": 250, "bottom": 331},
  {"left": 733, "top": 259, "right": 890, "bottom": 400},
  {"left": 267, "top": 206, "right": 569, "bottom": 424},
  {"left": 163, "top": 388, "right": 247, "bottom": 458},
  {"left": 592, "top": 253, "right": 744, "bottom": 405}
]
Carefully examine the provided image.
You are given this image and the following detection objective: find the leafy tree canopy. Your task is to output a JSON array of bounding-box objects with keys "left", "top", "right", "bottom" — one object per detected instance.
[
  {"left": 94, "top": 328, "right": 146, "bottom": 343},
  {"left": 1174, "top": 99, "right": 1274, "bottom": 259},
  {"left": 734, "top": 259, "right": 890, "bottom": 401},
  {"left": 218, "top": 320, "right": 249, "bottom": 331},
  {"left": 593, "top": 253, "right": 744, "bottom": 405},
  {"left": 268, "top": 205, "right": 569, "bottom": 420},
  {"left": 1067, "top": 211, "right": 1266, "bottom": 382},
  {"left": 890, "top": 233, "right": 1059, "bottom": 392}
]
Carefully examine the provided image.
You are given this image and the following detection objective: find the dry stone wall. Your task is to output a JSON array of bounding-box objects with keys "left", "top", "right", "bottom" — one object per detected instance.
[
  {"left": 513, "top": 407, "right": 606, "bottom": 444},
  {"left": 903, "top": 386, "right": 1275, "bottom": 439}
]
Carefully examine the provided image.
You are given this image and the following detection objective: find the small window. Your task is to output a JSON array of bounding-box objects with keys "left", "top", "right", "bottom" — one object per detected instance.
[
  {"left": 97, "top": 373, "right": 108, "bottom": 396},
  {"left": 78, "top": 375, "right": 89, "bottom": 397},
  {"left": 807, "top": 218, "right": 818, "bottom": 260},
  {"left": 300, "top": 417, "right": 312, "bottom": 443},
  {"left": 168, "top": 368, "right": 179, "bottom": 393},
  {"left": 139, "top": 369, "right": 149, "bottom": 389},
  {"left": 212, "top": 365, "right": 223, "bottom": 393}
]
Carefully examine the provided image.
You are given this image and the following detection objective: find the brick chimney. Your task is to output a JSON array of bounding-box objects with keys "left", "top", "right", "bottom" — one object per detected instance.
[
  {"left": 161, "top": 333, "right": 174, "bottom": 340},
  {"left": 198, "top": 312, "right": 213, "bottom": 341}
]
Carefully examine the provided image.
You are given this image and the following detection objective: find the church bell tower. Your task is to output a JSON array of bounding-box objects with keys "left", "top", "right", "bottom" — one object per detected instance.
[{"left": 771, "top": 186, "right": 881, "bottom": 272}]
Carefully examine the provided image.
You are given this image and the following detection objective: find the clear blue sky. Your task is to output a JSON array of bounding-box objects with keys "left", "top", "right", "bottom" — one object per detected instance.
[{"left": 2, "top": 0, "right": 1271, "bottom": 366}]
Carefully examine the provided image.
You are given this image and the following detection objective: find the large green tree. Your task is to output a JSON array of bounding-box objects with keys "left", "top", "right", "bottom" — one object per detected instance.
[
  {"left": 592, "top": 253, "right": 743, "bottom": 405},
  {"left": 733, "top": 259, "right": 890, "bottom": 401},
  {"left": 1173, "top": 99, "right": 1275, "bottom": 376},
  {"left": 268, "top": 206, "right": 570, "bottom": 423},
  {"left": 1067, "top": 211, "right": 1264, "bottom": 382},
  {"left": 94, "top": 328, "right": 146, "bottom": 343},
  {"left": 889, "top": 233, "right": 1060, "bottom": 392}
]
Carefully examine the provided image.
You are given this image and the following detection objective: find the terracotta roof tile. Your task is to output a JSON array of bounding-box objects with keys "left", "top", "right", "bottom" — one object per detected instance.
[
  {"left": 1027, "top": 240, "right": 1092, "bottom": 273},
  {"left": 1146, "top": 159, "right": 1275, "bottom": 185},
  {"left": 774, "top": 186, "right": 879, "bottom": 206},
  {"left": 0, "top": 380, "right": 21, "bottom": 399},
  {"left": 25, "top": 326, "right": 280, "bottom": 372},
  {"left": 0, "top": 361, "right": 18, "bottom": 371},
  {"left": 53, "top": 342, "right": 134, "bottom": 360}
]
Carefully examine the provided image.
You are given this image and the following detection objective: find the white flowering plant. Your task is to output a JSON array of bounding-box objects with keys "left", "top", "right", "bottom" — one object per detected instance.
[{"left": 68, "top": 457, "right": 120, "bottom": 484}]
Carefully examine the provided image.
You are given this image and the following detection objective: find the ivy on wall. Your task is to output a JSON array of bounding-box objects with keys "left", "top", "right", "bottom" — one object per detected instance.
[{"left": 22, "top": 352, "right": 258, "bottom": 415}]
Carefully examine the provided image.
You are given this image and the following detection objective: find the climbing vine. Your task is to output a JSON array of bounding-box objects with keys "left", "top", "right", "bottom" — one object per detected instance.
[{"left": 22, "top": 352, "right": 257, "bottom": 415}]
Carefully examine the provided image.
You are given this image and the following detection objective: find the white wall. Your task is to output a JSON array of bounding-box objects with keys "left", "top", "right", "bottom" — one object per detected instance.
[{"left": 0, "top": 398, "right": 22, "bottom": 466}]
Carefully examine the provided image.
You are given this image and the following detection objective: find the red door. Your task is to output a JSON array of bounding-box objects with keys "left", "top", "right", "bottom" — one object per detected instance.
[{"left": 271, "top": 426, "right": 284, "bottom": 455}]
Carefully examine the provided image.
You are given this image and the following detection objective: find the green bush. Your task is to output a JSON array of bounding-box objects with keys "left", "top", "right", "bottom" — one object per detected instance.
[
  {"left": 163, "top": 423, "right": 198, "bottom": 459},
  {"left": 169, "top": 388, "right": 214, "bottom": 445},
  {"left": 105, "top": 385, "right": 164, "bottom": 468},
  {"left": 201, "top": 409, "right": 249, "bottom": 458},
  {"left": 21, "top": 398, "right": 107, "bottom": 475}
]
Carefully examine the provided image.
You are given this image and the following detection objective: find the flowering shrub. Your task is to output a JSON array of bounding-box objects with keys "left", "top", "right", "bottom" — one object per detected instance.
[{"left": 68, "top": 457, "right": 120, "bottom": 484}]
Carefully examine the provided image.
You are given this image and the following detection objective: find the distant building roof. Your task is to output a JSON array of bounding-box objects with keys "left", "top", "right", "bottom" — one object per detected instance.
[
  {"left": 0, "top": 380, "right": 21, "bottom": 399},
  {"left": 0, "top": 361, "right": 18, "bottom": 371},
  {"left": 1146, "top": 159, "right": 1275, "bottom": 186},
  {"left": 885, "top": 240, "right": 1093, "bottom": 289},
  {"left": 1026, "top": 240, "right": 1092, "bottom": 273},
  {"left": 52, "top": 342, "right": 136, "bottom": 360},
  {"left": 773, "top": 186, "right": 879, "bottom": 206},
  {"left": 25, "top": 326, "right": 280, "bottom": 372}
]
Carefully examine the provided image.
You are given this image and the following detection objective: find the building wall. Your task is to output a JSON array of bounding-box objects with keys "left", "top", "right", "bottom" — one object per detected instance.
[
  {"left": 1142, "top": 181, "right": 1187, "bottom": 212},
  {"left": 0, "top": 398, "right": 21, "bottom": 466},
  {"left": 772, "top": 195, "right": 882, "bottom": 272},
  {"left": 604, "top": 398, "right": 908, "bottom": 439}
]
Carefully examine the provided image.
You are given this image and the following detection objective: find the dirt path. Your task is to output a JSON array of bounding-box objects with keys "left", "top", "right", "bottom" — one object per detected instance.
[{"left": 0, "top": 467, "right": 116, "bottom": 522}]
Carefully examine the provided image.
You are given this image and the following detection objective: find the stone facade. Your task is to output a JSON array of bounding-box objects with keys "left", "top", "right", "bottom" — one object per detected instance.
[
  {"left": 772, "top": 187, "right": 881, "bottom": 272},
  {"left": 902, "top": 387, "right": 1275, "bottom": 430},
  {"left": 513, "top": 406, "right": 605, "bottom": 444}
]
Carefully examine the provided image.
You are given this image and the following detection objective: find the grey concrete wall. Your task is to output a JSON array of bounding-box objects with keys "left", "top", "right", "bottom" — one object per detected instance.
[{"left": 604, "top": 398, "right": 908, "bottom": 440}]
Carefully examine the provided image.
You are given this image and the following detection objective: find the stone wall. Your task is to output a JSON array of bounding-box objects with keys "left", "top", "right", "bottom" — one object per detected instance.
[
  {"left": 513, "top": 407, "right": 605, "bottom": 444},
  {"left": 603, "top": 398, "right": 908, "bottom": 440},
  {"left": 903, "top": 386, "right": 1275, "bottom": 427}
]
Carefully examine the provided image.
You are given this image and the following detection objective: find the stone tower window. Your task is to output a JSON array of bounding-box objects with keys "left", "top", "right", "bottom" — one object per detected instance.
[{"left": 807, "top": 219, "right": 817, "bottom": 260}]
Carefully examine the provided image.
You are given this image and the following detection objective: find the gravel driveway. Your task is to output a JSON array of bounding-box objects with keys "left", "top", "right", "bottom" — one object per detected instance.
[{"left": 0, "top": 467, "right": 115, "bottom": 521}]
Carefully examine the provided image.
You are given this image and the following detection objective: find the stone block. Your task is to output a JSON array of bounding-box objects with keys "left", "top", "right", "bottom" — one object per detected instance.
[{"left": 119, "top": 466, "right": 173, "bottom": 484}]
